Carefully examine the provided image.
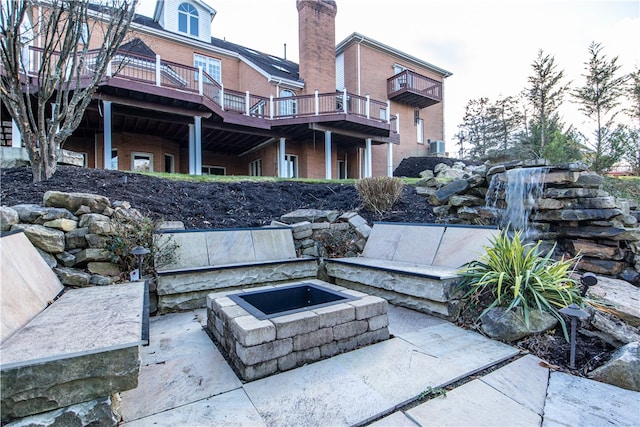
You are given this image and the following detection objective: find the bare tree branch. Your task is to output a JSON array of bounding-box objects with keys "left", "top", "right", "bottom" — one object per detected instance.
[{"left": 1, "top": 0, "right": 137, "bottom": 181}]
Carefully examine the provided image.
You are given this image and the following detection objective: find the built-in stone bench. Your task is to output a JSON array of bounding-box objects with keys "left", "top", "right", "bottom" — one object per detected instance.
[
  {"left": 0, "top": 230, "right": 147, "bottom": 424},
  {"left": 155, "top": 227, "right": 319, "bottom": 312},
  {"left": 207, "top": 279, "right": 389, "bottom": 381},
  {"left": 324, "top": 223, "right": 498, "bottom": 319}
]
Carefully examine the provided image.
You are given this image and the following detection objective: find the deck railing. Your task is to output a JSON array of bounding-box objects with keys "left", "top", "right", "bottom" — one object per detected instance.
[
  {"left": 387, "top": 69, "right": 442, "bottom": 102},
  {"left": 19, "top": 47, "right": 393, "bottom": 127}
]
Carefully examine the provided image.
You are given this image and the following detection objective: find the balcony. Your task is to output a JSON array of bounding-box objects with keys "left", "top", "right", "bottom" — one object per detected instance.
[{"left": 387, "top": 70, "right": 442, "bottom": 109}]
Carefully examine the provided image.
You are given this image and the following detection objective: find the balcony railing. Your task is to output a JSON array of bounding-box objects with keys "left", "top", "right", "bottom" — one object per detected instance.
[
  {"left": 15, "top": 46, "right": 394, "bottom": 128},
  {"left": 387, "top": 69, "right": 442, "bottom": 109}
]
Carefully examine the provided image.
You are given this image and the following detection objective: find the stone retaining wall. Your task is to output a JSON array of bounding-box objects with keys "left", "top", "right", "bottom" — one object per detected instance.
[
  {"left": 417, "top": 160, "right": 640, "bottom": 283},
  {"left": 0, "top": 191, "right": 144, "bottom": 287}
]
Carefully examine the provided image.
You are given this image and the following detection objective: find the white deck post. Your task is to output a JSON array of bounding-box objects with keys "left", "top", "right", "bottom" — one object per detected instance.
[
  {"left": 325, "top": 130, "right": 332, "bottom": 179},
  {"left": 188, "top": 124, "right": 195, "bottom": 175},
  {"left": 342, "top": 89, "right": 348, "bottom": 114},
  {"left": 155, "top": 54, "right": 161, "bottom": 86},
  {"left": 103, "top": 100, "right": 112, "bottom": 169},
  {"left": 278, "top": 137, "right": 286, "bottom": 177},
  {"left": 387, "top": 142, "right": 393, "bottom": 177},
  {"left": 198, "top": 66, "right": 203, "bottom": 95},
  {"left": 194, "top": 116, "right": 202, "bottom": 175},
  {"left": 245, "top": 91, "right": 251, "bottom": 115},
  {"left": 220, "top": 83, "right": 225, "bottom": 111},
  {"left": 365, "top": 94, "right": 370, "bottom": 119},
  {"left": 365, "top": 138, "right": 372, "bottom": 178},
  {"left": 315, "top": 90, "right": 319, "bottom": 115},
  {"left": 270, "top": 95, "right": 274, "bottom": 119}
]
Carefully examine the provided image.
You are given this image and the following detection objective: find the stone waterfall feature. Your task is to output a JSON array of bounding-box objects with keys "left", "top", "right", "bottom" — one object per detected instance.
[
  {"left": 486, "top": 166, "right": 549, "bottom": 238},
  {"left": 416, "top": 161, "right": 639, "bottom": 281}
]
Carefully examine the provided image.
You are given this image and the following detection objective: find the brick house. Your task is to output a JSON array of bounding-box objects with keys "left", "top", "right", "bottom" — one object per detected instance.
[{"left": 1, "top": 0, "right": 452, "bottom": 179}]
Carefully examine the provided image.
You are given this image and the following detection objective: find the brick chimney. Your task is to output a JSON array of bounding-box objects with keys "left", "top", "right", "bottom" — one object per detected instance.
[{"left": 296, "top": 0, "right": 337, "bottom": 95}]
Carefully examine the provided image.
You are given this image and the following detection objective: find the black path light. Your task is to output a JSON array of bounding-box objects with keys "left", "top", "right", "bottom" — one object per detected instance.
[
  {"left": 130, "top": 246, "right": 150, "bottom": 281},
  {"left": 559, "top": 303, "right": 590, "bottom": 369},
  {"left": 580, "top": 272, "right": 598, "bottom": 296}
]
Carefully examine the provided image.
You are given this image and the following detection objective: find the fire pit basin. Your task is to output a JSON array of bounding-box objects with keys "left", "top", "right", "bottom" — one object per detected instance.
[
  {"left": 207, "top": 280, "right": 389, "bottom": 381},
  {"left": 228, "top": 282, "right": 359, "bottom": 320}
]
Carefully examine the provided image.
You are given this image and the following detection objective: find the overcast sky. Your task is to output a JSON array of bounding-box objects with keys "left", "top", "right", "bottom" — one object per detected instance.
[{"left": 137, "top": 0, "right": 639, "bottom": 152}]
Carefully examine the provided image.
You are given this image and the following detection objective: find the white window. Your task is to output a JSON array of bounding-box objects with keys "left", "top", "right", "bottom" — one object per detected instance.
[
  {"left": 202, "top": 165, "right": 226, "bottom": 175},
  {"left": 132, "top": 152, "right": 153, "bottom": 172},
  {"left": 249, "top": 158, "right": 262, "bottom": 176},
  {"left": 194, "top": 53, "right": 221, "bottom": 84},
  {"left": 178, "top": 3, "right": 199, "bottom": 37},
  {"left": 284, "top": 154, "right": 298, "bottom": 178},
  {"left": 417, "top": 118, "right": 424, "bottom": 144},
  {"left": 279, "top": 89, "right": 297, "bottom": 116},
  {"left": 111, "top": 149, "right": 118, "bottom": 170}
]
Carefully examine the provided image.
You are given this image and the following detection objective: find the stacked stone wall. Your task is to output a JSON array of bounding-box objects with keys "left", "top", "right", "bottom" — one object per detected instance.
[
  {"left": 417, "top": 160, "right": 640, "bottom": 283},
  {"left": 0, "top": 191, "right": 145, "bottom": 287}
]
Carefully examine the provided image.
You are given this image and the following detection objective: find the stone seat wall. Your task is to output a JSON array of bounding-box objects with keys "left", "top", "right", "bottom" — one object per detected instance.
[
  {"left": 0, "top": 230, "right": 147, "bottom": 424},
  {"left": 154, "top": 227, "right": 319, "bottom": 312},
  {"left": 324, "top": 223, "right": 499, "bottom": 319}
]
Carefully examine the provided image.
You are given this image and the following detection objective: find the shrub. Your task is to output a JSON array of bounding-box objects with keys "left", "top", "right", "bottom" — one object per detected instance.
[
  {"left": 106, "top": 214, "right": 178, "bottom": 279},
  {"left": 456, "top": 229, "right": 582, "bottom": 341},
  {"left": 355, "top": 176, "right": 404, "bottom": 214}
]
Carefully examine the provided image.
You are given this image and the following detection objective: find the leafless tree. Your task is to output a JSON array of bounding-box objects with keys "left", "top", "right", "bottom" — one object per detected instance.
[{"left": 1, "top": 0, "right": 137, "bottom": 182}]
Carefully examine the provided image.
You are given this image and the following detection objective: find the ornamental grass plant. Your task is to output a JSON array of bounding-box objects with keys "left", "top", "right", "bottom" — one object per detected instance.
[
  {"left": 457, "top": 229, "right": 583, "bottom": 341},
  {"left": 355, "top": 176, "right": 404, "bottom": 214}
]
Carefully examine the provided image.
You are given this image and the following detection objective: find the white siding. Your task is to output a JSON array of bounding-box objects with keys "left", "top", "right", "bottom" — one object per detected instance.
[
  {"left": 336, "top": 53, "right": 344, "bottom": 91},
  {"left": 160, "top": 0, "right": 211, "bottom": 43}
]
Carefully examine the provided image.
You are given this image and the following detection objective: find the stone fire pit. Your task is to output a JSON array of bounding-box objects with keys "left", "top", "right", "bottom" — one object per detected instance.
[{"left": 207, "top": 279, "right": 389, "bottom": 381}]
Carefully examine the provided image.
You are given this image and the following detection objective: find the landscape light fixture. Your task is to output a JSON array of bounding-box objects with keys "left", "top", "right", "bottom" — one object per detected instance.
[
  {"left": 130, "top": 246, "right": 150, "bottom": 281},
  {"left": 580, "top": 272, "right": 598, "bottom": 296},
  {"left": 559, "top": 303, "right": 590, "bottom": 369}
]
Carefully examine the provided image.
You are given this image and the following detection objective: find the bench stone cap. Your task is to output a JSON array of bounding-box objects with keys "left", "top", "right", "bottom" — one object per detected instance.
[{"left": 0, "top": 282, "right": 146, "bottom": 370}]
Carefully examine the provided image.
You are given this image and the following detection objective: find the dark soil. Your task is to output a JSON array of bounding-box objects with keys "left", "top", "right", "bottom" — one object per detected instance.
[
  {"left": 0, "top": 163, "right": 615, "bottom": 375},
  {"left": 1, "top": 165, "right": 436, "bottom": 229}
]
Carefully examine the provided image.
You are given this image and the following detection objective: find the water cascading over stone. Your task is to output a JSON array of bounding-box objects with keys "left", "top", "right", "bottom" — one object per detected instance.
[{"left": 486, "top": 167, "right": 549, "bottom": 237}]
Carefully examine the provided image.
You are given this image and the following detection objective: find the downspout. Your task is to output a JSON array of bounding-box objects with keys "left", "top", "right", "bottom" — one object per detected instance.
[{"left": 356, "top": 36, "right": 365, "bottom": 96}]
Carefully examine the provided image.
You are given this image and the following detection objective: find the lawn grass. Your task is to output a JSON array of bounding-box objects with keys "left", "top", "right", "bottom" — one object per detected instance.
[{"left": 137, "top": 172, "right": 423, "bottom": 186}]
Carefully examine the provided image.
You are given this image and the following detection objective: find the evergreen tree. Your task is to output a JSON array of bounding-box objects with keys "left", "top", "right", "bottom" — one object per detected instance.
[
  {"left": 489, "top": 96, "right": 524, "bottom": 152},
  {"left": 573, "top": 42, "right": 629, "bottom": 173},
  {"left": 525, "top": 50, "right": 569, "bottom": 156},
  {"left": 624, "top": 67, "right": 640, "bottom": 173},
  {"left": 460, "top": 98, "right": 492, "bottom": 159}
]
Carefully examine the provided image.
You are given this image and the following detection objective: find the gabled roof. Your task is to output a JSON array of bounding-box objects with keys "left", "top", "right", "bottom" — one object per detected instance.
[
  {"left": 336, "top": 32, "right": 453, "bottom": 78},
  {"left": 119, "top": 38, "right": 156, "bottom": 58},
  {"left": 130, "top": 10, "right": 302, "bottom": 86},
  {"left": 153, "top": 0, "right": 216, "bottom": 23},
  {"left": 209, "top": 38, "right": 299, "bottom": 82}
]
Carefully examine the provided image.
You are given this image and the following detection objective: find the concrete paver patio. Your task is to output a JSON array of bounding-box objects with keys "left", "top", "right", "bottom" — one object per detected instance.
[{"left": 120, "top": 305, "right": 640, "bottom": 426}]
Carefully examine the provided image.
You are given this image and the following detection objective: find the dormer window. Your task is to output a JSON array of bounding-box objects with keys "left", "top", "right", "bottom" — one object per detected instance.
[{"left": 178, "top": 3, "right": 199, "bottom": 37}]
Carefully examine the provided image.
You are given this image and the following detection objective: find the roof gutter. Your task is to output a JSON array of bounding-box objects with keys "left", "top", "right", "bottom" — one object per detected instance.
[{"left": 336, "top": 32, "right": 453, "bottom": 78}]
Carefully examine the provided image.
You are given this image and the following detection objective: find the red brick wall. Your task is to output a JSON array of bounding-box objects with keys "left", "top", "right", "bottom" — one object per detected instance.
[
  {"left": 297, "top": 0, "right": 337, "bottom": 94},
  {"left": 341, "top": 42, "right": 447, "bottom": 176}
]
